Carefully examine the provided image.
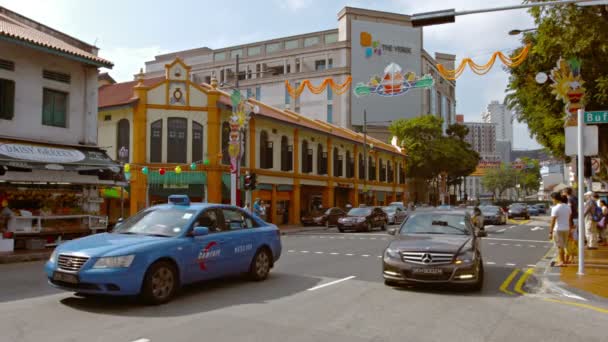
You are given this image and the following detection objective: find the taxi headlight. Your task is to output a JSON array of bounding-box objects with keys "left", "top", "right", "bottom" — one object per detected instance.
[
  {"left": 49, "top": 250, "right": 57, "bottom": 263},
  {"left": 93, "top": 255, "right": 135, "bottom": 269}
]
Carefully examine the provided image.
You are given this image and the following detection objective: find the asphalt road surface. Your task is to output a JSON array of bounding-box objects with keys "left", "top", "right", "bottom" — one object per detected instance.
[{"left": 1, "top": 216, "right": 607, "bottom": 342}]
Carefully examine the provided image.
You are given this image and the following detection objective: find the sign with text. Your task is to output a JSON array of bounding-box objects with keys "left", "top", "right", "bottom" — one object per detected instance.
[
  {"left": 584, "top": 111, "right": 608, "bottom": 124},
  {"left": 565, "top": 125, "right": 598, "bottom": 156}
]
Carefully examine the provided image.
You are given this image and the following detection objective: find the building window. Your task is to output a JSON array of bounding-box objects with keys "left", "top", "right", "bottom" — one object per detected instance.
[
  {"left": 259, "top": 130, "right": 273, "bottom": 169},
  {"left": 304, "top": 36, "right": 320, "bottom": 47},
  {"left": 281, "top": 136, "right": 293, "bottom": 171},
  {"left": 0, "top": 78, "right": 15, "bottom": 120},
  {"left": 379, "top": 158, "right": 386, "bottom": 182},
  {"left": 285, "top": 39, "right": 299, "bottom": 50},
  {"left": 192, "top": 121, "right": 203, "bottom": 163},
  {"left": 231, "top": 49, "right": 243, "bottom": 59},
  {"left": 255, "top": 86, "right": 261, "bottom": 100},
  {"left": 315, "top": 60, "right": 326, "bottom": 71},
  {"left": 325, "top": 33, "right": 339, "bottom": 44},
  {"left": 301, "top": 140, "right": 312, "bottom": 173},
  {"left": 43, "top": 70, "right": 71, "bottom": 84},
  {"left": 436, "top": 91, "right": 442, "bottom": 117},
  {"left": 346, "top": 151, "right": 354, "bottom": 178},
  {"left": 430, "top": 86, "right": 436, "bottom": 115},
  {"left": 368, "top": 156, "right": 376, "bottom": 181},
  {"left": 246, "top": 88, "right": 252, "bottom": 99},
  {"left": 241, "top": 130, "right": 247, "bottom": 167},
  {"left": 150, "top": 119, "right": 162, "bottom": 163},
  {"left": 426, "top": 88, "right": 432, "bottom": 114},
  {"left": 266, "top": 42, "right": 281, "bottom": 54},
  {"left": 327, "top": 104, "right": 333, "bottom": 123},
  {"left": 221, "top": 121, "right": 230, "bottom": 165},
  {"left": 167, "top": 118, "right": 187, "bottom": 163},
  {"left": 42, "top": 88, "right": 68, "bottom": 127},
  {"left": 328, "top": 58, "right": 333, "bottom": 69},
  {"left": 294, "top": 82, "right": 300, "bottom": 112},
  {"left": 358, "top": 153, "right": 365, "bottom": 180},
  {"left": 387, "top": 161, "right": 393, "bottom": 183},
  {"left": 248, "top": 46, "right": 261, "bottom": 56},
  {"left": 317, "top": 143, "right": 327, "bottom": 175},
  {"left": 333, "top": 147, "right": 342, "bottom": 177},
  {"left": 285, "top": 86, "right": 291, "bottom": 106},
  {"left": 327, "top": 86, "right": 333, "bottom": 101},
  {"left": 215, "top": 52, "right": 226, "bottom": 61},
  {"left": 399, "top": 165, "right": 405, "bottom": 184},
  {"left": 0, "top": 58, "right": 15, "bottom": 71},
  {"left": 116, "top": 119, "right": 130, "bottom": 163}
]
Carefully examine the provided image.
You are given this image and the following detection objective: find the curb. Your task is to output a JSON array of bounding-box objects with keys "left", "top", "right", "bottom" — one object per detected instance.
[
  {"left": 280, "top": 226, "right": 333, "bottom": 235},
  {"left": 0, "top": 250, "right": 52, "bottom": 264}
]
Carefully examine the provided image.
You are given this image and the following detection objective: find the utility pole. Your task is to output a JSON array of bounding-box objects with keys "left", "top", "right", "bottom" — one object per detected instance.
[
  {"left": 231, "top": 55, "right": 241, "bottom": 207},
  {"left": 363, "top": 110, "right": 368, "bottom": 205}
]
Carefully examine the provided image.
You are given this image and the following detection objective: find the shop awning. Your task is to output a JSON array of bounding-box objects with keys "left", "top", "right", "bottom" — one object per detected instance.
[
  {"left": 0, "top": 138, "right": 120, "bottom": 172},
  {"left": 148, "top": 171, "right": 207, "bottom": 185},
  {"left": 101, "top": 187, "right": 129, "bottom": 199}
]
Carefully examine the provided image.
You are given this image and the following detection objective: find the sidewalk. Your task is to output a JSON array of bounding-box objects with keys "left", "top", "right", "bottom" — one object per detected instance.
[
  {"left": 559, "top": 245, "right": 608, "bottom": 299},
  {"left": 0, "top": 249, "right": 52, "bottom": 264},
  {"left": 279, "top": 224, "right": 332, "bottom": 235}
]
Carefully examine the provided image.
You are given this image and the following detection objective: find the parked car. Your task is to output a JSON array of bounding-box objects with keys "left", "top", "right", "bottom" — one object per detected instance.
[
  {"left": 389, "top": 202, "right": 406, "bottom": 210},
  {"left": 383, "top": 210, "right": 484, "bottom": 290},
  {"left": 527, "top": 205, "right": 540, "bottom": 216},
  {"left": 382, "top": 206, "right": 408, "bottom": 225},
  {"left": 301, "top": 209, "right": 326, "bottom": 226},
  {"left": 534, "top": 204, "right": 547, "bottom": 214},
  {"left": 480, "top": 205, "right": 507, "bottom": 225},
  {"left": 312, "top": 207, "right": 347, "bottom": 227},
  {"left": 337, "top": 207, "right": 388, "bottom": 232},
  {"left": 508, "top": 204, "right": 530, "bottom": 220},
  {"left": 45, "top": 195, "right": 282, "bottom": 304}
]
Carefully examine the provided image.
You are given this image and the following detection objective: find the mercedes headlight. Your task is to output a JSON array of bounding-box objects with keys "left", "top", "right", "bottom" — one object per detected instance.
[
  {"left": 93, "top": 255, "right": 135, "bottom": 269},
  {"left": 384, "top": 247, "right": 400, "bottom": 260},
  {"left": 455, "top": 251, "right": 475, "bottom": 265}
]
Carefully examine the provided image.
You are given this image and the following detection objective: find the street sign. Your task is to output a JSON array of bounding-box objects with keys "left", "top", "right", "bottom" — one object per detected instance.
[
  {"left": 592, "top": 157, "right": 601, "bottom": 175},
  {"left": 565, "top": 125, "right": 598, "bottom": 156},
  {"left": 584, "top": 111, "right": 608, "bottom": 124}
]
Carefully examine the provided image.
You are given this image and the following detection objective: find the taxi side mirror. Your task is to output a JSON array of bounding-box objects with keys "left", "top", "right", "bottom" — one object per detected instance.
[{"left": 193, "top": 226, "right": 210, "bottom": 237}]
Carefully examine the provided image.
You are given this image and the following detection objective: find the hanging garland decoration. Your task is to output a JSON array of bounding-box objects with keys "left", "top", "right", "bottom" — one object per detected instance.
[
  {"left": 285, "top": 76, "right": 352, "bottom": 98},
  {"left": 353, "top": 63, "right": 434, "bottom": 98},
  {"left": 121, "top": 158, "right": 211, "bottom": 181},
  {"left": 437, "top": 44, "right": 531, "bottom": 81}
]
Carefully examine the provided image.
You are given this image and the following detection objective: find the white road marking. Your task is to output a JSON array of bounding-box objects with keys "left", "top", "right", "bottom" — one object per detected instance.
[
  {"left": 486, "top": 225, "right": 495, "bottom": 228},
  {"left": 315, "top": 251, "right": 324, "bottom": 254},
  {"left": 339, "top": 237, "right": 345, "bottom": 239},
  {"left": 498, "top": 229, "right": 506, "bottom": 233},
  {"left": 382, "top": 238, "right": 388, "bottom": 240},
  {"left": 510, "top": 226, "right": 516, "bottom": 228},
  {"left": 307, "top": 276, "right": 356, "bottom": 291},
  {"left": 288, "top": 250, "right": 295, "bottom": 253},
  {"left": 361, "top": 254, "right": 370, "bottom": 257},
  {"left": 370, "top": 238, "right": 376, "bottom": 240},
  {"left": 131, "top": 339, "right": 150, "bottom": 342},
  {"left": 346, "top": 253, "right": 354, "bottom": 256},
  {"left": 527, "top": 264, "right": 537, "bottom": 267},
  {"left": 486, "top": 237, "right": 552, "bottom": 243},
  {"left": 329, "top": 237, "right": 335, "bottom": 239},
  {"left": 489, "top": 243, "right": 497, "bottom": 245},
  {"left": 515, "top": 244, "right": 522, "bottom": 247},
  {"left": 359, "top": 238, "right": 366, "bottom": 240},
  {"left": 377, "top": 255, "right": 382, "bottom": 258},
  {"left": 301, "top": 251, "right": 309, "bottom": 253},
  {"left": 502, "top": 244, "right": 509, "bottom": 246},
  {"left": 486, "top": 262, "right": 496, "bottom": 265},
  {"left": 532, "top": 227, "right": 543, "bottom": 231},
  {"left": 319, "top": 236, "right": 325, "bottom": 238},
  {"left": 506, "top": 263, "right": 516, "bottom": 266},
  {"left": 529, "top": 245, "right": 536, "bottom": 248},
  {"left": 330, "top": 252, "right": 340, "bottom": 255}
]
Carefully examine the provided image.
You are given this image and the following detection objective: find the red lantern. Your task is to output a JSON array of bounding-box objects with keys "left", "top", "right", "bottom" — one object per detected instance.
[{"left": 159, "top": 168, "right": 166, "bottom": 175}]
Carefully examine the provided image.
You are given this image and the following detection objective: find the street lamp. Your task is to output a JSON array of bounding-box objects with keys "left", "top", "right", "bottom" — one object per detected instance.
[{"left": 508, "top": 28, "right": 537, "bottom": 35}]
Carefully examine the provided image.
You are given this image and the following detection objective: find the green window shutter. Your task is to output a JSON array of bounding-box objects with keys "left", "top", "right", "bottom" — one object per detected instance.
[
  {"left": 42, "top": 89, "right": 53, "bottom": 125},
  {"left": 0, "top": 79, "right": 15, "bottom": 120},
  {"left": 54, "top": 91, "right": 67, "bottom": 127}
]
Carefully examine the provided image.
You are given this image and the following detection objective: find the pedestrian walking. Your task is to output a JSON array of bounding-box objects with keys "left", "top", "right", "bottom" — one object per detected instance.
[
  {"left": 599, "top": 200, "right": 608, "bottom": 246},
  {"left": 550, "top": 192, "right": 572, "bottom": 267},
  {"left": 253, "top": 198, "right": 263, "bottom": 218},
  {"left": 584, "top": 191, "right": 600, "bottom": 250},
  {"left": 562, "top": 187, "right": 578, "bottom": 228},
  {"left": 471, "top": 207, "right": 485, "bottom": 234}
]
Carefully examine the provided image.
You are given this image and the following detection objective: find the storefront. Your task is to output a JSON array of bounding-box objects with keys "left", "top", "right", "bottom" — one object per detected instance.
[
  {"left": 149, "top": 171, "right": 207, "bottom": 205},
  {"left": 334, "top": 183, "right": 353, "bottom": 209},
  {"left": 0, "top": 139, "right": 123, "bottom": 251}
]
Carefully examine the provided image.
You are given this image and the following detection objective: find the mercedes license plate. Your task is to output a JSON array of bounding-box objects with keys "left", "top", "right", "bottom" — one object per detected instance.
[
  {"left": 412, "top": 268, "right": 442, "bottom": 274},
  {"left": 53, "top": 271, "right": 79, "bottom": 284}
]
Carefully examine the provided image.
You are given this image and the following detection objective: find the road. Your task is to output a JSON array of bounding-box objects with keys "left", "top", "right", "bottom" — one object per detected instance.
[{"left": 1, "top": 216, "right": 607, "bottom": 342}]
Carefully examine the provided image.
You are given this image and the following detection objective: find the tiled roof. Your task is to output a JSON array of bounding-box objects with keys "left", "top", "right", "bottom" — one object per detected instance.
[
  {"left": 209, "top": 85, "right": 401, "bottom": 155},
  {"left": 98, "top": 77, "right": 164, "bottom": 109},
  {"left": 0, "top": 10, "right": 112, "bottom": 67}
]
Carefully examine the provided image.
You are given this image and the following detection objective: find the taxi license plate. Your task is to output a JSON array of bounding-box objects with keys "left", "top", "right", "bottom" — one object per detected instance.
[
  {"left": 53, "top": 271, "right": 79, "bottom": 284},
  {"left": 412, "top": 268, "right": 442, "bottom": 274}
]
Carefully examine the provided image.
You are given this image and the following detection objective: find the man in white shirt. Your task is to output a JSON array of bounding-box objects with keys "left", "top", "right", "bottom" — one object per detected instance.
[{"left": 549, "top": 192, "right": 572, "bottom": 267}]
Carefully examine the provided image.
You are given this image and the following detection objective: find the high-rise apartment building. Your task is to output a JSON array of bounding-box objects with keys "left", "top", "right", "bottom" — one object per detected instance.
[
  {"left": 463, "top": 122, "right": 500, "bottom": 162},
  {"left": 482, "top": 100, "right": 513, "bottom": 143}
]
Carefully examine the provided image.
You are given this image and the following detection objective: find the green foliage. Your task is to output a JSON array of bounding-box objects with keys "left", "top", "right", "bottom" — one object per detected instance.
[
  {"left": 482, "top": 163, "right": 517, "bottom": 198},
  {"left": 506, "top": 3, "right": 608, "bottom": 164},
  {"left": 389, "top": 116, "right": 480, "bottom": 184},
  {"left": 517, "top": 157, "right": 542, "bottom": 196}
]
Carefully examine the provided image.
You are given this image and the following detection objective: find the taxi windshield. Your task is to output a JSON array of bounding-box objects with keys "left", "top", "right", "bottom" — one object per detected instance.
[{"left": 114, "top": 208, "right": 197, "bottom": 237}]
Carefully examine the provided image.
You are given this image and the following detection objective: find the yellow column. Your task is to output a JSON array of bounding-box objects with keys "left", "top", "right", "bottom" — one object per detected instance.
[
  {"left": 271, "top": 184, "right": 278, "bottom": 225},
  {"left": 206, "top": 86, "right": 222, "bottom": 204},
  {"left": 130, "top": 75, "right": 148, "bottom": 215},
  {"left": 291, "top": 184, "right": 301, "bottom": 225}
]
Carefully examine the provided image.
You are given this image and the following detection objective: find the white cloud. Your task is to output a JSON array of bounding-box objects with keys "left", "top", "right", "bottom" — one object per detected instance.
[
  {"left": 100, "top": 46, "right": 168, "bottom": 82},
  {"left": 277, "top": 0, "right": 314, "bottom": 11}
]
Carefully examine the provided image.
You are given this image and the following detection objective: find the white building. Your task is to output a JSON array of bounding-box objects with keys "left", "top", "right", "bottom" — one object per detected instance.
[
  {"left": 463, "top": 122, "right": 500, "bottom": 162},
  {"left": 482, "top": 100, "right": 513, "bottom": 143},
  {"left": 143, "top": 7, "right": 457, "bottom": 141}
]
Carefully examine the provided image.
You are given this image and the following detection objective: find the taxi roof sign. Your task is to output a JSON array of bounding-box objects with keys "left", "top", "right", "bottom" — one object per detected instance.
[{"left": 168, "top": 195, "right": 190, "bottom": 206}]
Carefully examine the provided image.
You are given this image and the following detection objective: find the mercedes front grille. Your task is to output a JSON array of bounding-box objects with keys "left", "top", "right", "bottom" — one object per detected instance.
[
  {"left": 57, "top": 254, "right": 89, "bottom": 272},
  {"left": 401, "top": 252, "right": 454, "bottom": 265}
]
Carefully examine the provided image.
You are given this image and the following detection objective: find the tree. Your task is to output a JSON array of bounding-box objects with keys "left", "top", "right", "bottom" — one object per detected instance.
[
  {"left": 505, "top": 2, "right": 608, "bottom": 177},
  {"left": 481, "top": 163, "right": 517, "bottom": 199}
]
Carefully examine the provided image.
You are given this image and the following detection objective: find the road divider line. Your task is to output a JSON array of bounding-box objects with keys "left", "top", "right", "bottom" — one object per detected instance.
[
  {"left": 514, "top": 268, "right": 534, "bottom": 295},
  {"left": 486, "top": 261, "right": 496, "bottom": 265},
  {"left": 361, "top": 254, "right": 370, "bottom": 257},
  {"left": 315, "top": 251, "right": 324, "bottom": 254},
  {"left": 301, "top": 251, "right": 309, "bottom": 253},
  {"left": 532, "top": 227, "right": 543, "bottom": 231},
  {"left": 330, "top": 252, "right": 340, "bottom": 255},
  {"left": 131, "top": 339, "right": 150, "bottom": 342},
  {"left": 506, "top": 263, "right": 516, "bottom": 266},
  {"left": 307, "top": 276, "right": 356, "bottom": 291},
  {"left": 486, "top": 237, "right": 552, "bottom": 243},
  {"left": 500, "top": 269, "right": 520, "bottom": 295},
  {"left": 543, "top": 298, "right": 608, "bottom": 314},
  {"left": 498, "top": 229, "right": 506, "bottom": 233},
  {"left": 288, "top": 250, "right": 295, "bottom": 252},
  {"left": 346, "top": 253, "right": 354, "bottom": 256}
]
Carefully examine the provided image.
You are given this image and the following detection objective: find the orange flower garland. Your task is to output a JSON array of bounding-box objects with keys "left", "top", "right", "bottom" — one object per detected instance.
[
  {"left": 437, "top": 44, "right": 531, "bottom": 80},
  {"left": 285, "top": 76, "right": 353, "bottom": 98}
]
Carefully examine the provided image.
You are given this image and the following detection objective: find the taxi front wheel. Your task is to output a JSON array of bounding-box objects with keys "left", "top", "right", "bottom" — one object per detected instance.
[
  {"left": 141, "top": 261, "right": 178, "bottom": 305},
  {"left": 250, "top": 248, "right": 271, "bottom": 281}
]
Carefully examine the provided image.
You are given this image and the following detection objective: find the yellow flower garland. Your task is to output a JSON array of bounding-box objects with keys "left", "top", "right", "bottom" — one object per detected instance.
[
  {"left": 285, "top": 76, "right": 353, "bottom": 98},
  {"left": 437, "top": 44, "right": 531, "bottom": 80}
]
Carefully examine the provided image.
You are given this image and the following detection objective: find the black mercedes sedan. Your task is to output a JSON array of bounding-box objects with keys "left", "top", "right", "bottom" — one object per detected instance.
[{"left": 382, "top": 211, "right": 484, "bottom": 290}]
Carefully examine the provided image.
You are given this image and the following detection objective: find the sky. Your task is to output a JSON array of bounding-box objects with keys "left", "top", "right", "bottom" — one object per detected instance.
[{"left": 0, "top": 0, "right": 542, "bottom": 149}]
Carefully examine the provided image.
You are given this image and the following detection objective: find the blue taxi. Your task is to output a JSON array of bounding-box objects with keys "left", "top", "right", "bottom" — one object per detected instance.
[{"left": 45, "top": 195, "right": 282, "bottom": 304}]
